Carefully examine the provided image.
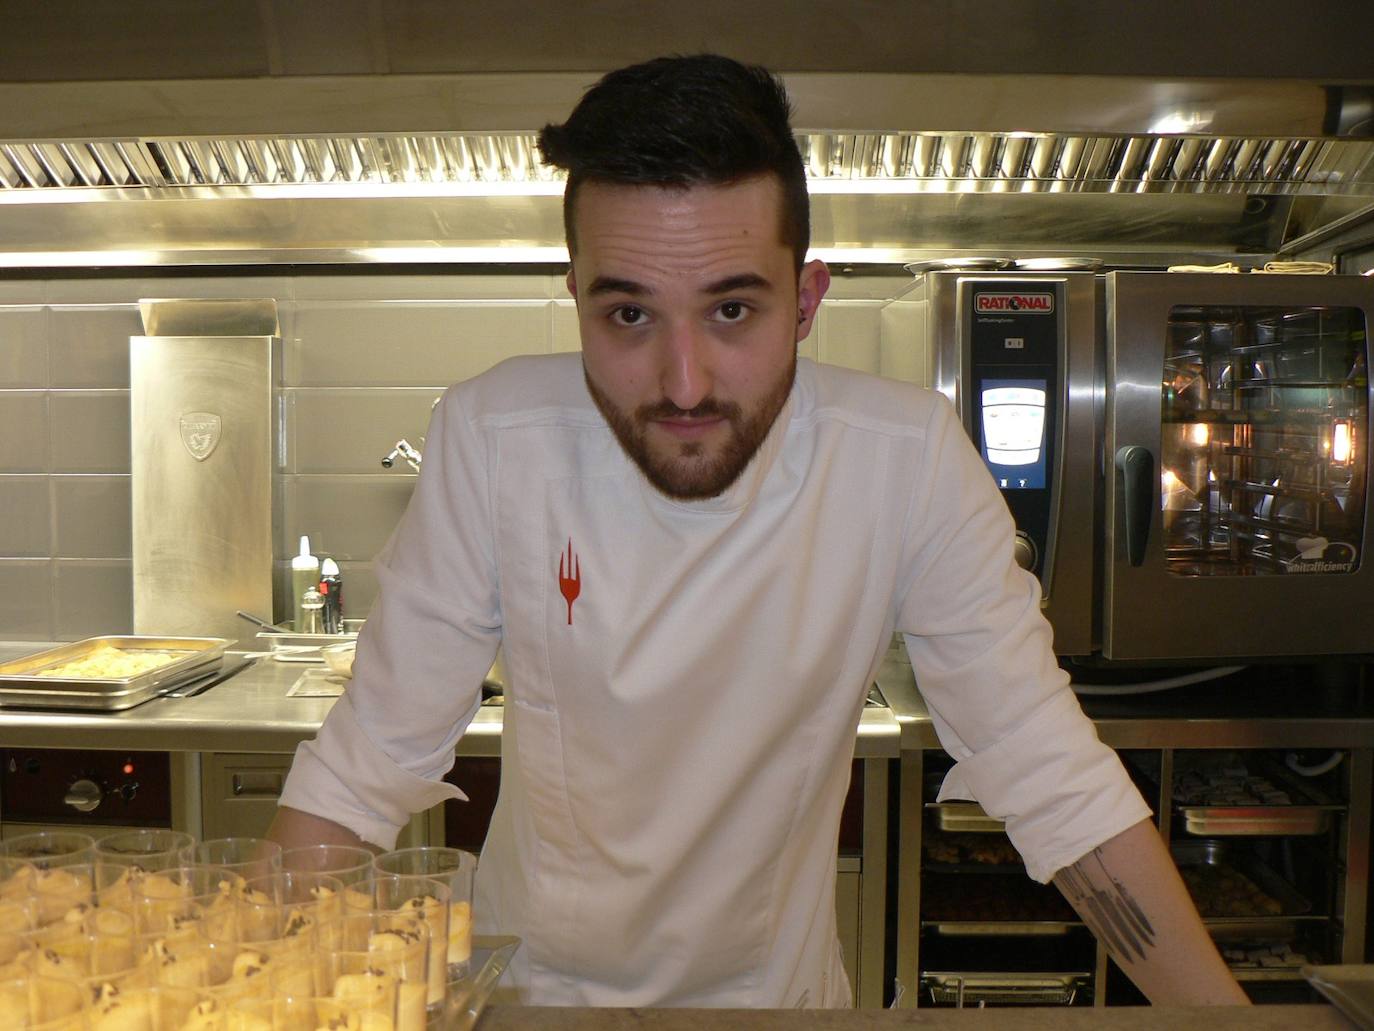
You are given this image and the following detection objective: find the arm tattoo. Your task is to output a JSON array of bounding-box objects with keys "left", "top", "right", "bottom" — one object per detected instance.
[{"left": 1053, "top": 848, "right": 1157, "bottom": 966}]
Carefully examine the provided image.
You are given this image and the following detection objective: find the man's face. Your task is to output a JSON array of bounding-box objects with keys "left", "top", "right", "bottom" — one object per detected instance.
[{"left": 567, "top": 175, "right": 829, "bottom": 500}]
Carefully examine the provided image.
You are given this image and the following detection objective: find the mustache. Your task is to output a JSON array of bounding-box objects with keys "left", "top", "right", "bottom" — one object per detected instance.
[{"left": 637, "top": 397, "right": 741, "bottom": 421}]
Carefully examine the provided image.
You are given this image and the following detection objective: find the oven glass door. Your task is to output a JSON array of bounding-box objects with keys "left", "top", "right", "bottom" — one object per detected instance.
[
  {"left": 1161, "top": 304, "right": 1366, "bottom": 577},
  {"left": 1105, "top": 272, "right": 1372, "bottom": 660}
]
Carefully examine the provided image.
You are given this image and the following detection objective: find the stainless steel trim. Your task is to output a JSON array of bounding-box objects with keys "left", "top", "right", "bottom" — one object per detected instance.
[{"left": 138, "top": 298, "right": 280, "bottom": 337}]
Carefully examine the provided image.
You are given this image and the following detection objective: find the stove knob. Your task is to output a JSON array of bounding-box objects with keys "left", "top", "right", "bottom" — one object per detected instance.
[
  {"left": 64, "top": 778, "right": 104, "bottom": 814},
  {"left": 120, "top": 782, "right": 139, "bottom": 802},
  {"left": 1012, "top": 531, "right": 1038, "bottom": 572}
]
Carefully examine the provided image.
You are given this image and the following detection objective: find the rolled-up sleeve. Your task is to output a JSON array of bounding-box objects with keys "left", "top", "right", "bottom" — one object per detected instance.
[
  {"left": 280, "top": 384, "right": 502, "bottom": 849},
  {"left": 896, "top": 396, "right": 1150, "bottom": 883}
]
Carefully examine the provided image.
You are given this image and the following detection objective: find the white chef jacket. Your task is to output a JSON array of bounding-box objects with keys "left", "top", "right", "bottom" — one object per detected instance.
[{"left": 280, "top": 354, "right": 1150, "bottom": 1007}]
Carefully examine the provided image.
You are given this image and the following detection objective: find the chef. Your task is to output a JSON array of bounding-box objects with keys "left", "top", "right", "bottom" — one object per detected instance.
[{"left": 270, "top": 54, "right": 1248, "bottom": 1008}]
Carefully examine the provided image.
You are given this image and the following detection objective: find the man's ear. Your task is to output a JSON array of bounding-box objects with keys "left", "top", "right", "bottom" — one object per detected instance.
[
  {"left": 565, "top": 268, "right": 578, "bottom": 308},
  {"left": 796, "top": 259, "right": 831, "bottom": 340}
]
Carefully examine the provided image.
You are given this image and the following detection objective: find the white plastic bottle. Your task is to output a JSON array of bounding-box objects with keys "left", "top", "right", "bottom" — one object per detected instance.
[{"left": 291, "top": 535, "right": 321, "bottom": 632}]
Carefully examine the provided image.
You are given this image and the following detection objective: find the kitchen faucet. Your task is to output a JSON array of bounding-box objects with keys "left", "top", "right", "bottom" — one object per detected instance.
[{"left": 380, "top": 439, "right": 422, "bottom": 471}]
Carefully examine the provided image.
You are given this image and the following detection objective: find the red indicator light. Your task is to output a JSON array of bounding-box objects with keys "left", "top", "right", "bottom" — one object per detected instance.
[{"left": 122, "top": 762, "right": 135, "bottom": 775}]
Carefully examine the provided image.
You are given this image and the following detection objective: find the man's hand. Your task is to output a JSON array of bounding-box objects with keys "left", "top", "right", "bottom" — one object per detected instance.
[{"left": 1053, "top": 817, "right": 1250, "bottom": 1005}]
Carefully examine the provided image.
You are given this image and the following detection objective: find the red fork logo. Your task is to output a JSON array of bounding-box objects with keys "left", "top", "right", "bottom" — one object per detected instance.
[{"left": 558, "top": 538, "right": 582, "bottom": 626}]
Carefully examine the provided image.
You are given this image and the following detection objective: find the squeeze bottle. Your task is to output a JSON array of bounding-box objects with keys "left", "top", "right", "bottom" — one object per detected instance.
[{"left": 291, "top": 536, "right": 321, "bottom": 631}]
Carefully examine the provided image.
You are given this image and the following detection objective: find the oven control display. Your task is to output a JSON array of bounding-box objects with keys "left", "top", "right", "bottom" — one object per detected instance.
[{"left": 980, "top": 379, "right": 1047, "bottom": 489}]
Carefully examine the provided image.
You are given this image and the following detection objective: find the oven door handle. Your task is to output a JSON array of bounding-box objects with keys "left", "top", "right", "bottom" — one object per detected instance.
[{"left": 1115, "top": 445, "right": 1155, "bottom": 567}]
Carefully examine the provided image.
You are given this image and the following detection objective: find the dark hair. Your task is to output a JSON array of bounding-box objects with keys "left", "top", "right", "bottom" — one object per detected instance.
[{"left": 538, "top": 54, "right": 810, "bottom": 273}]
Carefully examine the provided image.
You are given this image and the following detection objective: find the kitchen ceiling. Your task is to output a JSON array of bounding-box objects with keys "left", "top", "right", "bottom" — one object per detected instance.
[{"left": 3, "top": 0, "right": 1373, "bottom": 81}]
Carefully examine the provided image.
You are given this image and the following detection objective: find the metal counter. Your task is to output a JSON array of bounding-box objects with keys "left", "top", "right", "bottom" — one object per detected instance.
[{"left": 0, "top": 643, "right": 900, "bottom": 760}]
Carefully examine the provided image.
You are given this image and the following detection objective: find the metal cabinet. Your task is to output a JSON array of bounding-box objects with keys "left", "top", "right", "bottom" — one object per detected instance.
[
  {"left": 883, "top": 652, "right": 1374, "bottom": 1009},
  {"left": 899, "top": 745, "right": 1369, "bottom": 1007}
]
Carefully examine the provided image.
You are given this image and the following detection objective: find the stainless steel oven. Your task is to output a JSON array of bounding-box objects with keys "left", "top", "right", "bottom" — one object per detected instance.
[{"left": 912, "top": 268, "right": 1374, "bottom": 661}]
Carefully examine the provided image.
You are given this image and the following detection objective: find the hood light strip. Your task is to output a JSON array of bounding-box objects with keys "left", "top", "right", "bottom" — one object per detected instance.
[{"left": 0, "top": 132, "right": 1369, "bottom": 196}]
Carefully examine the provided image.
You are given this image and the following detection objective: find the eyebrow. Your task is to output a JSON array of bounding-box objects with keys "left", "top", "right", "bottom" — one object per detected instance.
[{"left": 584, "top": 272, "right": 774, "bottom": 298}]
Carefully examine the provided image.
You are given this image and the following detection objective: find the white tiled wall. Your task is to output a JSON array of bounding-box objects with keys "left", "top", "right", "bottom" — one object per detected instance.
[{"left": 0, "top": 268, "right": 923, "bottom": 640}]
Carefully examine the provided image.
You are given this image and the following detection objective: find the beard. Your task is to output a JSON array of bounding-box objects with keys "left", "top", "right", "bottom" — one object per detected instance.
[{"left": 584, "top": 356, "right": 797, "bottom": 501}]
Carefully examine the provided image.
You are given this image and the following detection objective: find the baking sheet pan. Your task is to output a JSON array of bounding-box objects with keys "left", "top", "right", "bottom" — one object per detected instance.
[
  {"left": 925, "top": 801, "right": 1007, "bottom": 833},
  {"left": 0, "top": 636, "right": 228, "bottom": 711},
  {"left": 1177, "top": 802, "right": 1335, "bottom": 836},
  {"left": 1133, "top": 751, "right": 1340, "bottom": 836},
  {"left": 921, "top": 971, "right": 1090, "bottom": 1006},
  {"left": 1172, "top": 839, "right": 1314, "bottom": 941}
]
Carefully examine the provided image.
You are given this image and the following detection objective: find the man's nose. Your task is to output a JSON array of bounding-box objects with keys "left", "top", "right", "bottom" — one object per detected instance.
[{"left": 660, "top": 323, "right": 713, "bottom": 412}]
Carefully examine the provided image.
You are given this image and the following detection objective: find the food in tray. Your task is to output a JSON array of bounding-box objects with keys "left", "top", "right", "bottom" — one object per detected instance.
[
  {"left": 1172, "top": 754, "right": 1293, "bottom": 806},
  {"left": 923, "top": 831, "right": 1022, "bottom": 866},
  {"left": 1220, "top": 940, "right": 1312, "bottom": 969},
  {"left": 1179, "top": 863, "right": 1284, "bottom": 917},
  {"left": 34, "top": 647, "right": 191, "bottom": 682},
  {"left": 921, "top": 873, "right": 1076, "bottom": 922}
]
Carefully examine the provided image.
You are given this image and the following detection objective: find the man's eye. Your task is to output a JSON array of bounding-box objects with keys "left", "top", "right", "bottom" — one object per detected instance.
[
  {"left": 715, "top": 301, "right": 748, "bottom": 322},
  {"left": 611, "top": 305, "right": 646, "bottom": 326}
]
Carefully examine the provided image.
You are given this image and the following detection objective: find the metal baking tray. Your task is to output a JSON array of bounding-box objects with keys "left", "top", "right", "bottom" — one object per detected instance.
[
  {"left": 0, "top": 636, "right": 229, "bottom": 711},
  {"left": 258, "top": 618, "right": 363, "bottom": 662},
  {"left": 929, "top": 921, "right": 1075, "bottom": 937},
  {"left": 1177, "top": 804, "right": 1335, "bottom": 836},
  {"left": 925, "top": 801, "right": 1006, "bottom": 833},
  {"left": 1172, "top": 839, "right": 1313, "bottom": 939},
  {"left": 1168, "top": 754, "right": 1339, "bottom": 836},
  {"left": 921, "top": 971, "right": 1089, "bottom": 1006}
]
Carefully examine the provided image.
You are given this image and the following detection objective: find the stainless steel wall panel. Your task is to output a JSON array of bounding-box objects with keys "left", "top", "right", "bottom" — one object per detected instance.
[
  {"left": 0, "top": 393, "right": 49, "bottom": 472},
  {"left": 0, "top": 308, "right": 49, "bottom": 388},
  {"left": 53, "top": 476, "right": 131, "bottom": 559},
  {"left": 54, "top": 560, "right": 132, "bottom": 639},
  {"left": 48, "top": 392, "right": 130, "bottom": 473},
  {"left": 0, "top": 476, "right": 50, "bottom": 557},
  {"left": 0, "top": 561, "right": 53, "bottom": 638},
  {"left": 130, "top": 332, "right": 273, "bottom": 644}
]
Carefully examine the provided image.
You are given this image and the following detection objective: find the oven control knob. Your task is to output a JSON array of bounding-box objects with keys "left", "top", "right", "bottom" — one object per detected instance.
[
  {"left": 64, "top": 778, "right": 104, "bottom": 814},
  {"left": 119, "top": 782, "right": 139, "bottom": 802},
  {"left": 1013, "top": 532, "right": 1038, "bottom": 572}
]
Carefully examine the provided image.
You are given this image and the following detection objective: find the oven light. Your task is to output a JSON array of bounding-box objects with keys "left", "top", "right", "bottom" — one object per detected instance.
[
  {"left": 122, "top": 761, "right": 135, "bottom": 775},
  {"left": 1189, "top": 423, "right": 1210, "bottom": 447},
  {"left": 1332, "top": 420, "right": 1354, "bottom": 465}
]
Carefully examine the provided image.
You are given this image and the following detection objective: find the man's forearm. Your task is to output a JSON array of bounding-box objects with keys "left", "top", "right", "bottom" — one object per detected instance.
[
  {"left": 265, "top": 805, "right": 381, "bottom": 854},
  {"left": 1053, "top": 816, "right": 1249, "bottom": 1005}
]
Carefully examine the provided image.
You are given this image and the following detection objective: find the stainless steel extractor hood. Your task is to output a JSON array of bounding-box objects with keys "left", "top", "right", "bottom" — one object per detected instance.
[{"left": 0, "top": 62, "right": 1371, "bottom": 267}]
